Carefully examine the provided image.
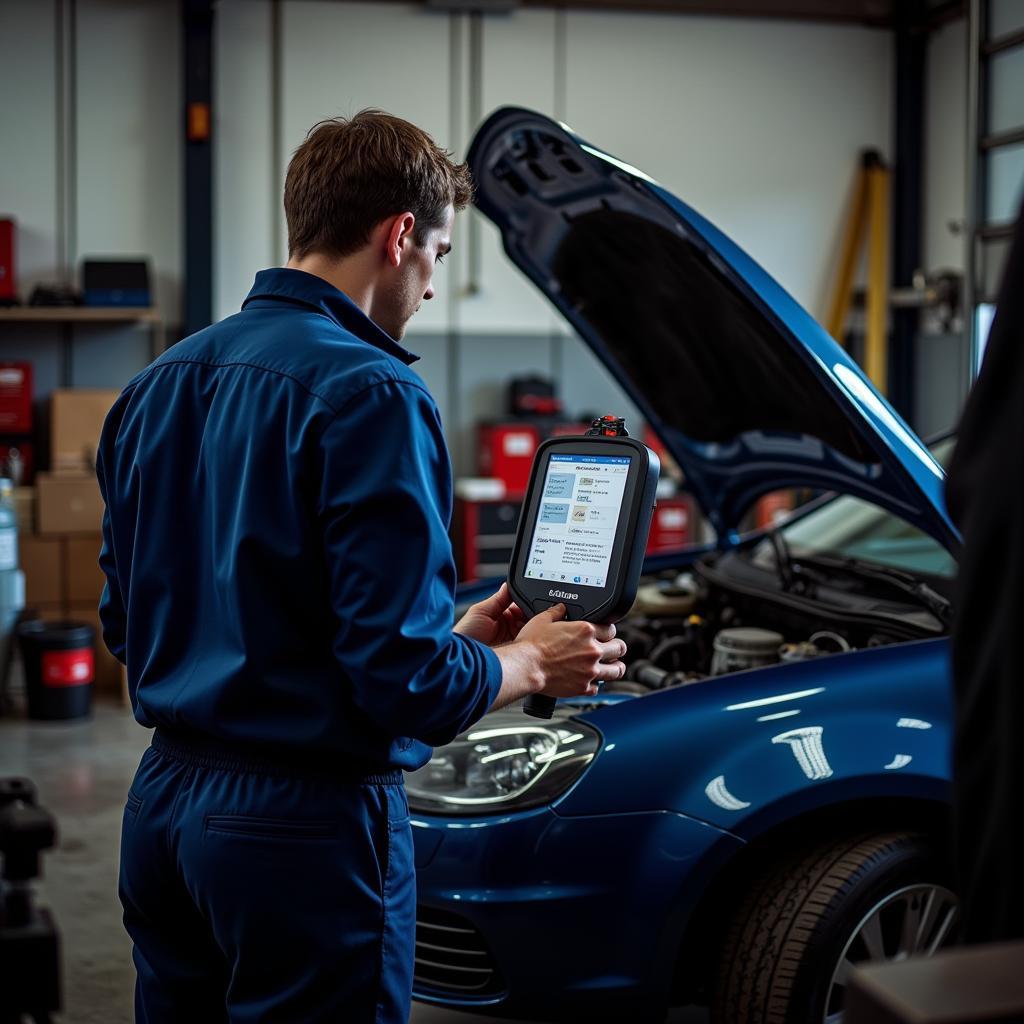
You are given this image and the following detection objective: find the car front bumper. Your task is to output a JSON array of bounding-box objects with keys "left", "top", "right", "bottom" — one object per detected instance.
[{"left": 410, "top": 802, "right": 740, "bottom": 1020}]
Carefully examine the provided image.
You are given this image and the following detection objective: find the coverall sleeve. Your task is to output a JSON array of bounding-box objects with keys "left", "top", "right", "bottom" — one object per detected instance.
[
  {"left": 95, "top": 444, "right": 128, "bottom": 664},
  {"left": 317, "top": 379, "right": 502, "bottom": 747}
]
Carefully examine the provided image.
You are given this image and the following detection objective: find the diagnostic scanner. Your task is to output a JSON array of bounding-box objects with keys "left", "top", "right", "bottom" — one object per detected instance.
[{"left": 507, "top": 417, "right": 660, "bottom": 719}]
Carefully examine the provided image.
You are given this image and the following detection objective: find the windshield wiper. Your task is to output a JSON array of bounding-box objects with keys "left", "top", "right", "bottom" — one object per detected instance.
[
  {"left": 788, "top": 551, "right": 952, "bottom": 625},
  {"left": 768, "top": 529, "right": 794, "bottom": 590},
  {"left": 767, "top": 529, "right": 831, "bottom": 594}
]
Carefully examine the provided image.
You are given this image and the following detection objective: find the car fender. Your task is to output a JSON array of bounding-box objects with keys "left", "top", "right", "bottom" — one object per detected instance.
[{"left": 560, "top": 636, "right": 952, "bottom": 837}]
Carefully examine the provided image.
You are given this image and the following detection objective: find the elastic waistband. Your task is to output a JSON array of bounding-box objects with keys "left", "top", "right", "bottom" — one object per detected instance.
[{"left": 151, "top": 729, "right": 403, "bottom": 785}]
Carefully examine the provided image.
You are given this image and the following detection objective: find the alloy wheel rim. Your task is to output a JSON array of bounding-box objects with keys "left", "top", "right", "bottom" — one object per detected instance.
[{"left": 823, "top": 882, "right": 958, "bottom": 1024}]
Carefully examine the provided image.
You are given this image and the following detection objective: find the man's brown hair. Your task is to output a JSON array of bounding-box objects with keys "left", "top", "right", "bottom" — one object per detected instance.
[{"left": 284, "top": 109, "right": 473, "bottom": 260}]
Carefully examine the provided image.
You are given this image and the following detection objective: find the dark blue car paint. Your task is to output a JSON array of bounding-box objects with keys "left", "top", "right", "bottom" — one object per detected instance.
[
  {"left": 412, "top": 807, "right": 741, "bottom": 1016},
  {"left": 412, "top": 639, "right": 953, "bottom": 1012},
  {"left": 562, "top": 637, "right": 952, "bottom": 833},
  {"left": 412, "top": 109, "right": 961, "bottom": 1017}
]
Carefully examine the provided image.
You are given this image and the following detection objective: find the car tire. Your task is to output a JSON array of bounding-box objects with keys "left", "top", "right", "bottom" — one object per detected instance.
[{"left": 710, "top": 831, "right": 958, "bottom": 1024}]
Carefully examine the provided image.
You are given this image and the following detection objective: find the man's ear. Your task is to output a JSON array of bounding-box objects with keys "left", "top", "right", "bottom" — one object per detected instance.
[{"left": 384, "top": 212, "right": 417, "bottom": 268}]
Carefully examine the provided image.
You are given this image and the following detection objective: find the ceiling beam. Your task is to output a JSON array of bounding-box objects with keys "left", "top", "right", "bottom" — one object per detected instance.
[{"left": 422, "top": 0, "right": 897, "bottom": 26}]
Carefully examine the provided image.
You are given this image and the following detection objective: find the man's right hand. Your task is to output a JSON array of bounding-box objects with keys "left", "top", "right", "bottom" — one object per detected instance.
[{"left": 489, "top": 603, "right": 627, "bottom": 710}]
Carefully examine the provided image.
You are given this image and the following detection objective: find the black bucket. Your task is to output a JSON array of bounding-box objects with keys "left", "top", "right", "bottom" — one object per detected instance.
[{"left": 17, "top": 620, "right": 95, "bottom": 721}]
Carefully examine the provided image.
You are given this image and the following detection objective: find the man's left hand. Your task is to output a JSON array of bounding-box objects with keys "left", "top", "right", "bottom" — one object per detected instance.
[{"left": 454, "top": 582, "right": 527, "bottom": 647}]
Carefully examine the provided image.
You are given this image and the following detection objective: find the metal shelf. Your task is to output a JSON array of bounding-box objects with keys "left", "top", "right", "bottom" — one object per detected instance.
[
  {"left": 0, "top": 307, "right": 165, "bottom": 385},
  {"left": 0, "top": 306, "right": 160, "bottom": 323}
]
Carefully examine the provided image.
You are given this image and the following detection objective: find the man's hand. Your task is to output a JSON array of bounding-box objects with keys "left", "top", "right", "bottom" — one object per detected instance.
[
  {"left": 489, "top": 603, "right": 628, "bottom": 710},
  {"left": 454, "top": 582, "right": 527, "bottom": 647}
]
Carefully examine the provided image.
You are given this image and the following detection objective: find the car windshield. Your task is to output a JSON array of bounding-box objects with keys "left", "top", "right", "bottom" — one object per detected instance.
[{"left": 772, "top": 437, "right": 958, "bottom": 579}]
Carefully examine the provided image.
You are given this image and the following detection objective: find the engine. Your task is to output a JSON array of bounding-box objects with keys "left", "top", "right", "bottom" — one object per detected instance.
[{"left": 609, "top": 563, "right": 903, "bottom": 696}]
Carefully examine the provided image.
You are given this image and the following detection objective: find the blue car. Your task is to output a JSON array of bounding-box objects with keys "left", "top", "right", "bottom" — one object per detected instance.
[{"left": 407, "top": 108, "right": 961, "bottom": 1024}]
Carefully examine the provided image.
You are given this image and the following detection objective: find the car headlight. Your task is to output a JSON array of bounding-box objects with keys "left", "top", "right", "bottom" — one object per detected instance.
[{"left": 406, "top": 708, "right": 601, "bottom": 815}]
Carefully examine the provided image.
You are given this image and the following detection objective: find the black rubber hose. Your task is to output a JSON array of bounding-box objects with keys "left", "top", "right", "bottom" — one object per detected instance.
[{"left": 649, "top": 635, "right": 693, "bottom": 672}]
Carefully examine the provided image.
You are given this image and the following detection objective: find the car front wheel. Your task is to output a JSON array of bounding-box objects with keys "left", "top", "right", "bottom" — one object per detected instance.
[{"left": 711, "top": 831, "right": 958, "bottom": 1024}]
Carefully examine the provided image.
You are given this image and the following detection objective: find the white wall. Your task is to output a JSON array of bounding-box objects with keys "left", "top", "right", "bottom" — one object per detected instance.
[
  {"left": 459, "top": 8, "right": 564, "bottom": 336},
  {"left": 214, "top": 0, "right": 274, "bottom": 318},
  {"left": 75, "top": 0, "right": 181, "bottom": 321},
  {"left": 0, "top": 1, "right": 60, "bottom": 299},
  {"left": 0, "top": 0, "right": 181, "bottom": 397},
  {"left": 3, "top": 2, "right": 974, "bottom": 466},
  {"left": 212, "top": 1, "right": 902, "bottom": 469},
  {"left": 214, "top": 3, "right": 896, "bottom": 325},
  {"left": 924, "top": 16, "right": 967, "bottom": 273},
  {"left": 562, "top": 11, "right": 893, "bottom": 317}
]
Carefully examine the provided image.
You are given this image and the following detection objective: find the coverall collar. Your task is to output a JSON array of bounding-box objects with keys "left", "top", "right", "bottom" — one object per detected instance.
[{"left": 242, "top": 267, "right": 420, "bottom": 365}]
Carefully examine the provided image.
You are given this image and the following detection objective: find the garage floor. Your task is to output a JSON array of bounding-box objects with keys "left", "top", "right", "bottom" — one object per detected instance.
[{"left": 0, "top": 696, "right": 707, "bottom": 1024}]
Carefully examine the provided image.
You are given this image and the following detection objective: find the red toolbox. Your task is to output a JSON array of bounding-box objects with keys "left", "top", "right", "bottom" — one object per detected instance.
[
  {"left": 0, "top": 219, "right": 14, "bottom": 303},
  {"left": 476, "top": 422, "right": 542, "bottom": 497},
  {"left": 0, "top": 362, "right": 33, "bottom": 433},
  {"left": 452, "top": 497, "right": 522, "bottom": 583},
  {"left": 646, "top": 496, "right": 695, "bottom": 553}
]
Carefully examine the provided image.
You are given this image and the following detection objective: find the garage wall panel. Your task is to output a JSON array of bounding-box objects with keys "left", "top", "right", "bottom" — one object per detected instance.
[
  {"left": 75, "top": 0, "right": 182, "bottom": 341},
  {"left": 0, "top": 0, "right": 59, "bottom": 297},
  {"left": 0, "top": 0, "right": 172, "bottom": 394},
  {"left": 281, "top": 1, "right": 455, "bottom": 332},
  {"left": 215, "top": 0, "right": 275, "bottom": 321},
  {"left": 914, "top": 330, "right": 969, "bottom": 437},
  {"left": 457, "top": 9, "right": 563, "bottom": 336},
  {"left": 924, "top": 16, "right": 966, "bottom": 274},
  {"left": 0, "top": 1, "right": 63, "bottom": 390},
  {"left": 405, "top": 332, "right": 450, "bottom": 440},
  {"left": 563, "top": 11, "right": 893, "bottom": 317}
]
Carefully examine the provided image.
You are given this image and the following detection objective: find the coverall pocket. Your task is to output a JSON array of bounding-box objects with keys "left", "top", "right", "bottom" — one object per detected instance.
[
  {"left": 203, "top": 815, "right": 340, "bottom": 841},
  {"left": 124, "top": 790, "right": 143, "bottom": 819},
  {"left": 387, "top": 786, "right": 410, "bottom": 826}
]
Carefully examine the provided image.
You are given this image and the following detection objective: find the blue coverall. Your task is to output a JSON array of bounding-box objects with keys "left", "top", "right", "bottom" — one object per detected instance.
[{"left": 97, "top": 268, "right": 502, "bottom": 1022}]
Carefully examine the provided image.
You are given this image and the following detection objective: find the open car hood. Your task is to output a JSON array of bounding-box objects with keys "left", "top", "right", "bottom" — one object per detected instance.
[{"left": 466, "top": 107, "right": 957, "bottom": 549}]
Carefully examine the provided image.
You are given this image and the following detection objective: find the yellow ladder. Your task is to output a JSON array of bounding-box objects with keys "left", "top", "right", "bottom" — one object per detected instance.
[{"left": 825, "top": 150, "right": 891, "bottom": 394}]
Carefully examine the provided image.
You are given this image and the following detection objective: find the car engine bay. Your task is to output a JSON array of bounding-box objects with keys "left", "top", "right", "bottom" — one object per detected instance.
[{"left": 608, "top": 549, "right": 949, "bottom": 696}]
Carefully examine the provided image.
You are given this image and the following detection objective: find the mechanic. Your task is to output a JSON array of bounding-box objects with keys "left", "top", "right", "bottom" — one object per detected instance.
[
  {"left": 945, "top": 203, "right": 1024, "bottom": 945},
  {"left": 97, "top": 109, "right": 628, "bottom": 1023}
]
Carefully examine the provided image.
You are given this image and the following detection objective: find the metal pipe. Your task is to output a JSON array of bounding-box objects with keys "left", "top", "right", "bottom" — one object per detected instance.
[
  {"left": 964, "top": 0, "right": 981, "bottom": 381},
  {"left": 889, "top": 0, "right": 926, "bottom": 422},
  {"left": 183, "top": 0, "right": 214, "bottom": 335},
  {"left": 270, "top": 0, "right": 283, "bottom": 263},
  {"left": 54, "top": 0, "right": 76, "bottom": 288},
  {"left": 463, "top": 11, "right": 483, "bottom": 297}
]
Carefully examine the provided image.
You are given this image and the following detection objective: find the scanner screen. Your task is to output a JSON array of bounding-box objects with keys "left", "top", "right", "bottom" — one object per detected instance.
[{"left": 523, "top": 453, "right": 630, "bottom": 589}]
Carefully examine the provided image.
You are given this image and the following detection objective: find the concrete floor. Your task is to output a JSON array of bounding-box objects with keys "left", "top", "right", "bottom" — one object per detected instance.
[{"left": 0, "top": 693, "right": 706, "bottom": 1024}]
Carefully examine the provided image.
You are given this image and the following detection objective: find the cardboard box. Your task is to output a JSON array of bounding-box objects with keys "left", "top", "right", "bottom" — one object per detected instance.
[
  {"left": 19, "top": 536, "right": 62, "bottom": 605},
  {"left": 66, "top": 534, "right": 104, "bottom": 605},
  {"left": 36, "top": 473, "right": 104, "bottom": 535},
  {"left": 67, "top": 603, "right": 122, "bottom": 693},
  {"left": 51, "top": 389, "right": 119, "bottom": 475}
]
